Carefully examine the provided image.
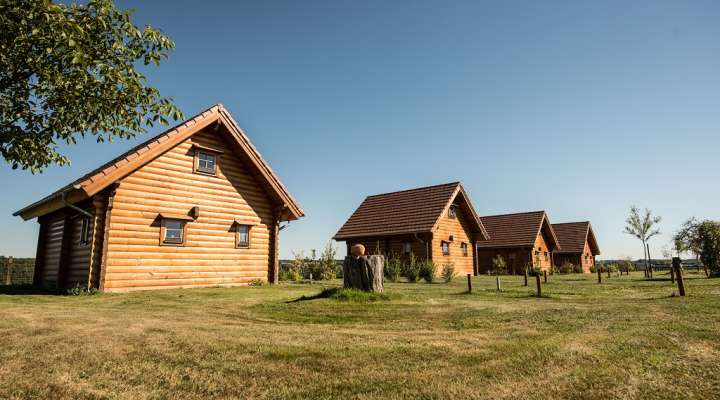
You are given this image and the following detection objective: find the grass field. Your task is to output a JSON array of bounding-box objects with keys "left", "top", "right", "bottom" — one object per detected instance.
[{"left": 0, "top": 271, "right": 718, "bottom": 399}]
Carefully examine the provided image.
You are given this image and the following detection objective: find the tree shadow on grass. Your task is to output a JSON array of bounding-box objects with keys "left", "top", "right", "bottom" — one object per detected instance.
[
  {"left": 287, "top": 287, "right": 339, "bottom": 303},
  {"left": 0, "top": 285, "right": 58, "bottom": 295}
]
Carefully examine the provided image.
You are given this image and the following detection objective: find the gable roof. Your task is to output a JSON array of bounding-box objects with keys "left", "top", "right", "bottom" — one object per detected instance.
[
  {"left": 14, "top": 104, "right": 304, "bottom": 221},
  {"left": 333, "top": 182, "right": 488, "bottom": 241},
  {"left": 477, "top": 211, "right": 560, "bottom": 250},
  {"left": 552, "top": 221, "right": 600, "bottom": 255}
]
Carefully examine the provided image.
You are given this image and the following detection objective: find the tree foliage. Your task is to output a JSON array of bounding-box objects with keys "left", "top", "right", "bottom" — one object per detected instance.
[
  {"left": 623, "top": 206, "right": 662, "bottom": 243},
  {"left": 0, "top": 0, "right": 182, "bottom": 172},
  {"left": 674, "top": 217, "right": 702, "bottom": 258},
  {"left": 696, "top": 221, "right": 720, "bottom": 276}
]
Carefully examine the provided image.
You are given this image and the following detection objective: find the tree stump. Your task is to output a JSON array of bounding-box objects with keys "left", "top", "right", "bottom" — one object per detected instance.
[{"left": 342, "top": 255, "right": 384, "bottom": 293}]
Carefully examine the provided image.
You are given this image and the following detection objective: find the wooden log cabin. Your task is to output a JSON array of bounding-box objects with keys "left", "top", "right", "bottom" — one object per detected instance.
[
  {"left": 13, "top": 104, "right": 304, "bottom": 292},
  {"left": 552, "top": 221, "right": 600, "bottom": 273},
  {"left": 477, "top": 211, "right": 560, "bottom": 274},
  {"left": 333, "top": 182, "right": 489, "bottom": 276}
]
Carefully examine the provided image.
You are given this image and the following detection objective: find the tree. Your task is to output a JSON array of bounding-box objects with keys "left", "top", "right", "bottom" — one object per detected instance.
[
  {"left": 1, "top": 0, "right": 182, "bottom": 173},
  {"left": 491, "top": 254, "right": 506, "bottom": 275},
  {"left": 623, "top": 206, "right": 661, "bottom": 275},
  {"left": 697, "top": 221, "right": 720, "bottom": 277},
  {"left": 675, "top": 218, "right": 702, "bottom": 261}
]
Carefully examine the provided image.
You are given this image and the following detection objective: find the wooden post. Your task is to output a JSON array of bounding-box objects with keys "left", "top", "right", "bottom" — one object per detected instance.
[
  {"left": 495, "top": 275, "right": 501, "bottom": 291},
  {"left": 672, "top": 257, "right": 685, "bottom": 296},
  {"left": 535, "top": 274, "right": 542, "bottom": 297},
  {"left": 607, "top": 266, "right": 611, "bottom": 278},
  {"left": 523, "top": 267, "right": 528, "bottom": 286},
  {"left": 597, "top": 266, "right": 602, "bottom": 283},
  {"left": 4, "top": 256, "right": 12, "bottom": 285},
  {"left": 543, "top": 270, "right": 547, "bottom": 283},
  {"left": 647, "top": 243, "right": 653, "bottom": 278},
  {"left": 467, "top": 273, "right": 472, "bottom": 293},
  {"left": 669, "top": 264, "right": 675, "bottom": 284}
]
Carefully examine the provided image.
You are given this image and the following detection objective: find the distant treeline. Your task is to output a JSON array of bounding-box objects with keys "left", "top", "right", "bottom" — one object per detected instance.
[{"left": 0, "top": 256, "right": 35, "bottom": 285}]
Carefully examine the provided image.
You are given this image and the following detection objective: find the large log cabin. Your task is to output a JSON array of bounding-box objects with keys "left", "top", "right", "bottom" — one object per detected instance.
[
  {"left": 14, "top": 104, "right": 304, "bottom": 292},
  {"left": 552, "top": 221, "right": 600, "bottom": 273},
  {"left": 333, "top": 182, "right": 489, "bottom": 276},
  {"left": 477, "top": 211, "right": 560, "bottom": 274}
]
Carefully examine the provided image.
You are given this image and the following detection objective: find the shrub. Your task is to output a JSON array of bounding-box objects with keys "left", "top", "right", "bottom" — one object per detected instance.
[
  {"left": 401, "top": 254, "right": 421, "bottom": 283},
  {"left": 558, "top": 262, "right": 575, "bottom": 274},
  {"left": 698, "top": 220, "right": 720, "bottom": 276},
  {"left": 419, "top": 260, "right": 437, "bottom": 283},
  {"left": 248, "top": 279, "right": 265, "bottom": 286},
  {"left": 491, "top": 254, "right": 507, "bottom": 275},
  {"left": 384, "top": 253, "right": 403, "bottom": 282},
  {"left": 589, "top": 264, "right": 598, "bottom": 273},
  {"left": 528, "top": 266, "right": 543, "bottom": 277},
  {"left": 573, "top": 263, "right": 584, "bottom": 273},
  {"left": 606, "top": 263, "right": 619, "bottom": 273},
  {"left": 441, "top": 263, "right": 456, "bottom": 283},
  {"left": 308, "top": 242, "right": 337, "bottom": 281},
  {"left": 280, "top": 251, "right": 306, "bottom": 282},
  {"left": 66, "top": 284, "right": 98, "bottom": 296}
]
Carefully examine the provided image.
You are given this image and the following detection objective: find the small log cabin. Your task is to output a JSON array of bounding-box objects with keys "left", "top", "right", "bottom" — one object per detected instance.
[
  {"left": 14, "top": 104, "right": 304, "bottom": 292},
  {"left": 552, "top": 221, "right": 600, "bottom": 273},
  {"left": 477, "top": 211, "right": 560, "bottom": 274},
  {"left": 333, "top": 182, "right": 489, "bottom": 276}
]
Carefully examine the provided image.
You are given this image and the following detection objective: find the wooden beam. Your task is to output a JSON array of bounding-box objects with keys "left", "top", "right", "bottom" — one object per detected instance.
[
  {"left": 56, "top": 213, "right": 74, "bottom": 290},
  {"left": 269, "top": 210, "right": 280, "bottom": 284},
  {"left": 32, "top": 216, "right": 48, "bottom": 287},
  {"left": 98, "top": 185, "right": 118, "bottom": 291}
]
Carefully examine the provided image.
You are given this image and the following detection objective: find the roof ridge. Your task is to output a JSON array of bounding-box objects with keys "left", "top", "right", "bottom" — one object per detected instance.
[
  {"left": 552, "top": 221, "right": 590, "bottom": 225},
  {"left": 481, "top": 210, "right": 546, "bottom": 218},
  {"left": 365, "top": 181, "right": 460, "bottom": 199}
]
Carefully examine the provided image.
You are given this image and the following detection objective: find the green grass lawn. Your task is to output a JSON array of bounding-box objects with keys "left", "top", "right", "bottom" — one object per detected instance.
[{"left": 0, "top": 271, "right": 718, "bottom": 399}]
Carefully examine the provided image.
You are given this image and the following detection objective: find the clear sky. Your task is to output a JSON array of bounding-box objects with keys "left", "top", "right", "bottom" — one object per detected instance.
[{"left": 2, "top": 0, "right": 719, "bottom": 260}]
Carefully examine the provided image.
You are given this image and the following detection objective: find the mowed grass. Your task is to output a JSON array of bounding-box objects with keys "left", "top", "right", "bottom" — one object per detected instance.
[{"left": 0, "top": 271, "right": 718, "bottom": 400}]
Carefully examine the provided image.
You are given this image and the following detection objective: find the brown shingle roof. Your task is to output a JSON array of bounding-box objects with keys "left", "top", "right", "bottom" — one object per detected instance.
[
  {"left": 552, "top": 221, "right": 600, "bottom": 255},
  {"left": 14, "top": 104, "right": 304, "bottom": 221},
  {"left": 333, "top": 182, "right": 487, "bottom": 240},
  {"left": 478, "top": 211, "right": 560, "bottom": 250}
]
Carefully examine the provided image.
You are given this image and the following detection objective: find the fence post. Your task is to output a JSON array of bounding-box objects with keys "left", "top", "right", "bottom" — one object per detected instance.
[
  {"left": 672, "top": 257, "right": 685, "bottom": 297},
  {"left": 607, "top": 266, "right": 611, "bottom": 279},
  {"left": 597, "top": 266, "right": 602, "bottom": 283},
  {"left": 495, "top": 275, "right": 501, "bottom": 291},
  {"left": 535, "top": 274, "right": 542, "bottom": 297},
  {"left": 4, "top": 256, "right": 12, "bottom": 285},
  {"left": 523, "top": 267, "right": 528, "bottom": 287},
  {"left": 543, "top": 270, "right": 547, "bottom": 283},
  {"left": 670, "top": 264, "right": 675, "bottom": 284},
  {"left": 467, "top": 274, "right": 472, "bottom": 293}
]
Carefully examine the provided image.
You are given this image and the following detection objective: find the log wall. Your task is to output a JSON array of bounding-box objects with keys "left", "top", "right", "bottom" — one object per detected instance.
[
  {"left": 431, "top": 207, "right": 474, "bottom": 275},
  {"left": 103, "top": 128, "right": 275, "bottom": 291}
]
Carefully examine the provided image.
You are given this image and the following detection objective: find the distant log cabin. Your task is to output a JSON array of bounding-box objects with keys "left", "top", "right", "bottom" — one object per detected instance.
[
  {"left": 477, "top": 211, "right": 560, "bottom": 274},
  {"left": 14, "top": 104, "right": 304, "bottom": 292},
  {"left": 552, "top": 222, "right": 600, "bottom": 273},
  {"left": 333, "top": 182, "right": 489, "bottom": 276}
]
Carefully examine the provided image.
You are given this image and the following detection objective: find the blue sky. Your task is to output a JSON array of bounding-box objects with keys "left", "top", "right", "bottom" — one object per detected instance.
[{"left": 2, "top": 0, "right": 719, "bottom": 259}]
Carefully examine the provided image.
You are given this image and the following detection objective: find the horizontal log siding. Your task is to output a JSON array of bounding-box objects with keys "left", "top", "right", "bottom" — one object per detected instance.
[
  {"left": 104, "top": 129, "right": 274, "bottom": 291},
  {"left": 41, "top": 212, "right": 65, "bottom": 287},
  {"left": 533, "top": 232, "right": 553, "bottom": 272},
  {"left": 432, "top": 207, "right": 474, "bottom": 275}
]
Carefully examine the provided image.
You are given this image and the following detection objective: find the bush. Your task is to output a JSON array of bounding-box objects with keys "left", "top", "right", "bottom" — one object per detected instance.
[
  {"left": 558, "top": 262, "right": 575, "bottom": 274},
  {"left": 698, "top": 220, "right": 720, "bottom": 276},
  {"left": 248, "top": 279, "right": 266, "bottom": 286},
  {"left": 573, "top": 263, "right": 584, "bottom": 273},
  {"left": 308, "top": 242, "right": 337, "bottom": 281},
  {"left": 385, "top": 253, "right": 403, "bottom": 282},
  {"left": 528, "top": 266, "right": 543, "bottom": 277},
  {"left": 491, "top": 254, "right": 507, "bottom": 275},
  {"left": 401, "top": 254, "right": 421, "bottom": 282},
  {"left": 66, "top": 284, "right": 98, "bottom": 296},
  {"left": 441, "top": 263, "right": 456, "bottom": 283},
  {"left": 589, "top": 264, "right": 598, "bottom": 273},
  {"left": 280, "top": 251, "right": 306, "bottom": 282},
  {"left": 419, "top": 260, "right": 437, "bottom": 283}
]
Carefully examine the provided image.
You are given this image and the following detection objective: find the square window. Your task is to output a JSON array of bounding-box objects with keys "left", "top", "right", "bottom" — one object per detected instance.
[
  {"left": 461, "top": 242, "right": 468, "bottom": 257},
  {"left": 441, "top": 241, "right": 450, "bottom": 256},
  {"left": 403, "top": 242, "right": 412, "bottom": 255},
  {"left": 196, "top": 151, "right": 217, "bottom": 174},
  {"left": 448, "top": 206, "right": 457, "bottom": 219},
  {"left": 162, "top": 219, "right": 185, "bottom": 245},
  {"left": 236, "top": 225, "right": 251, "bottom": 248}
]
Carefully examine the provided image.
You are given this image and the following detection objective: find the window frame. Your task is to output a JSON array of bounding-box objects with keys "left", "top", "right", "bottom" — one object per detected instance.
[
  {"left": 461, "top": 242, "right": 468, "bottom": 257},
  {"left": 236, "top": 224, "right": 251, "bottom": 248},
  {"left": 448, "top": 205, "right": 457, "bottom": 219},
  {"left": 403, "top": 241, "right": 412, "bottom": 256},
  {"left": 441, "top": 241, "right": 450, "bottom": 256},
  {"left": 194, "top": 151, "right": 218, "bottom": 175},
  {"left": 79, "top": 216, "right": 92, "bottom": 246},
  {"left": 160, "top": 218, "right": 187, "bottom": 246}
]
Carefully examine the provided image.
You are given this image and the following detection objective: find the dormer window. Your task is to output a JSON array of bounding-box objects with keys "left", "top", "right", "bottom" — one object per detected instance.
[
  {"left": 448, "top": 205, "right": 457, "bottom": 219},
  {"left": 197, "top": 151, "right": 216, "bottom": 174},
  {"left": 192, "top": 144, "right": 223, "bottom": 176}
]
